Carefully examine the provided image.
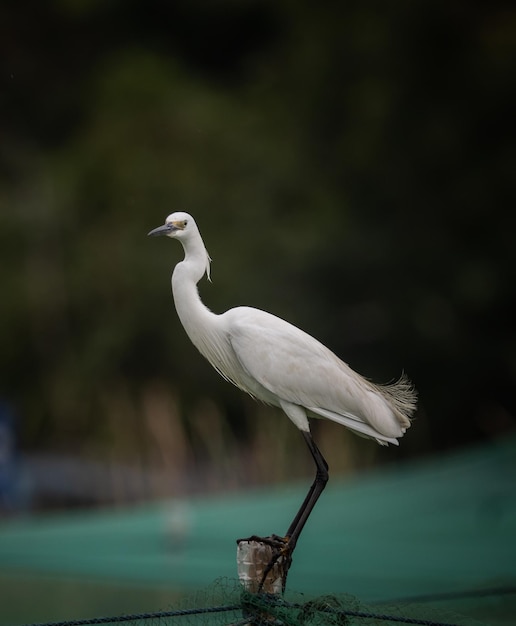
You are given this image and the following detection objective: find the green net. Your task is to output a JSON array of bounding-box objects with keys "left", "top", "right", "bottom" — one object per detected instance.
[
  {"left": 15, "top": 578, "right": 514, "bottom": 626},
  {"left": 100, "top": 578, "right": 492, "bottom": 626}
]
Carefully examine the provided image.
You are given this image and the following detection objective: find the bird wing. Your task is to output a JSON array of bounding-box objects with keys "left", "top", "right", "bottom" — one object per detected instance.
[{"left": 225, "top": 306, "right": 404, "bottom": 440}]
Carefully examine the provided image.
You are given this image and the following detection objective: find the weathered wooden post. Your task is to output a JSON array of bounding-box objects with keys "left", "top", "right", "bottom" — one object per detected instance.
[
  {"left": 237, "top": 536, "right": 291, "bottom": 625},
  {"left": 237, "top": 537, "right": 289, "bottom": 594}
]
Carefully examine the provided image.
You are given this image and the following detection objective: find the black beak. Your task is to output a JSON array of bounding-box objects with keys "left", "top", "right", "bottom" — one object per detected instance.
[{"left": 148, "top": 223, "right": 175, "bottom": 237}]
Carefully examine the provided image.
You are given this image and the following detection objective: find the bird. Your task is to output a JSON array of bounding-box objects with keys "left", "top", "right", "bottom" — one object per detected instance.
[{"left": 148, "top": 212, "right": 417, "bottom": 567}]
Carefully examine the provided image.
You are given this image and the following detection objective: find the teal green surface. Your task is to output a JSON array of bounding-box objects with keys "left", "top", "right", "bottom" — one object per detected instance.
[{"left": 1, "top": 437, "right": 515, "bottom": 623}]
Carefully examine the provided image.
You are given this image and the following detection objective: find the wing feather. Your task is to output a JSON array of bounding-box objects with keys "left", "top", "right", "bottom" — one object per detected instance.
[{"left": 224, "top": 306, "right": 414, "bottom": 440}]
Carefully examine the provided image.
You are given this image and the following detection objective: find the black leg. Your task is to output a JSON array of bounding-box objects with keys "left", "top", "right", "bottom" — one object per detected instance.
[
  {"left": 285, "top": 431, "right": 329, "bottom": 550},
  {"left": 237, "top": 430, "right": 329, "bottom": 592}
]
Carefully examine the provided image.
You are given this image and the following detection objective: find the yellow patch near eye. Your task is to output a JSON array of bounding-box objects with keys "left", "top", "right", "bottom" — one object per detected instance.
[{"left": 172, "top": 220, "right": 186, "bottom": 230}]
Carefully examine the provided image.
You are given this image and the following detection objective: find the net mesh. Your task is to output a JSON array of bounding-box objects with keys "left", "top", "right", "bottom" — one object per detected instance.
[
  {"left": 23, "top": 579, "right": 512, "bottom": 626},
  {"left": 145, "top": 578, "right": 490, "bottom": 626}
]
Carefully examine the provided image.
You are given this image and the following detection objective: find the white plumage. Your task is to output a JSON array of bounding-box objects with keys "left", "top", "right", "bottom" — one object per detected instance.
[
  {"left": 149, "top": 211, "right": 417, "bottom": 558},
  {"left": 149, "top": 211, "right": 416, "bottom": 444}
]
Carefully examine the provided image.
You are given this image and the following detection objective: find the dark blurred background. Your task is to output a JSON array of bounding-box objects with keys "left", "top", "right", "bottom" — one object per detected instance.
[{"left": 0, "top": 0, "right": 515, "bottom": 513}]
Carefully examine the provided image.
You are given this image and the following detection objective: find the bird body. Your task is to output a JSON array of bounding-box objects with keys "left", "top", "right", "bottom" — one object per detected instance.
[
  {"left": 150, "top": 212, "right": 416, "bottom": 447},
  {"left": 149, "top": 211, "right": 416, "bottom": 572}
]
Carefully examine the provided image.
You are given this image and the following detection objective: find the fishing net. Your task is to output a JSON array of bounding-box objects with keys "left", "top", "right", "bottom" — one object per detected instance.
[{"left": 116, "top": 578, "right": 492, "bottom": 626}]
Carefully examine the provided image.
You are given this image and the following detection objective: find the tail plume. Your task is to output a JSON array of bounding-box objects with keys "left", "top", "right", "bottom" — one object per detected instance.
[{"left": 377, "top": 372, "right": 417, "bottom": 429}]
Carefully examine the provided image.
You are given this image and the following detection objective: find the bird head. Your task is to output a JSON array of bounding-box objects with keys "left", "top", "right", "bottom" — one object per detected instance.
[
  {"left": 148, "top": 212, "right": 193, "bottom": 239},
  {"left": 148, "top": 212, "right": 212, "bottom": 281}
]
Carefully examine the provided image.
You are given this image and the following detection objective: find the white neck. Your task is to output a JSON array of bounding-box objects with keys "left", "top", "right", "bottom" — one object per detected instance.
[{"left": 171, "top": 235, "right": 216, "bottom": 354}]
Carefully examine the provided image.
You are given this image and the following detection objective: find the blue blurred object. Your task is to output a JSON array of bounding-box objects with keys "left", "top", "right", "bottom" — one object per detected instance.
[{"left": 0, "top": 401, "right": 18, "bottom": 513}]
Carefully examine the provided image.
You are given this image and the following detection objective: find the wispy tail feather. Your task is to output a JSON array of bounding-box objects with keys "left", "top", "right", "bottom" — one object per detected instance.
[
  {"left": 308, "top": 372, "right": 417, "bottom": 446},
  {"left": 375, "top": 372, "right": 418, "bottom": 429}
]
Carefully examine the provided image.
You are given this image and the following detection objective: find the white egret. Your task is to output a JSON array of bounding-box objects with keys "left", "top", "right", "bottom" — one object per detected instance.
[{"left": 148, "top": 212, "right": 416, "bottom": 561}]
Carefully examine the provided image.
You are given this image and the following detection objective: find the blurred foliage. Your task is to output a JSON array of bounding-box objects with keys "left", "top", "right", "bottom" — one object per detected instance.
[{"left": 0, "top": 0, "right": 515, "bottom": 501}]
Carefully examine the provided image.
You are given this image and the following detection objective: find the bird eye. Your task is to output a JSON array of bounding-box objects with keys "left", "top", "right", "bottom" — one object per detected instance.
[{"left": 183, "top": 220, "right": 188, "bottom": 227}]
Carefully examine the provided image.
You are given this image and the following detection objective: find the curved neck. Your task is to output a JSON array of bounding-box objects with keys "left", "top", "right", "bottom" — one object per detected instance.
[{"left": 171, "top": 238, "right": 216, "bottom": 353}]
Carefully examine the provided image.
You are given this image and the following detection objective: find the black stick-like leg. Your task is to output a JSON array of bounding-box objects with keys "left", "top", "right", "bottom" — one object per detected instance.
[
  {"left": 238, "top": 430, "right": 329, "bottom": 591},
  {"left": 285, "top": 431, "right": 329, "bottom": 550}
]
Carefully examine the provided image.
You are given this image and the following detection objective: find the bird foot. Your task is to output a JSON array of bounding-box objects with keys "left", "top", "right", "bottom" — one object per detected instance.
[{"left": 238, "top": 533, "right": 288, "bottom": 549}]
